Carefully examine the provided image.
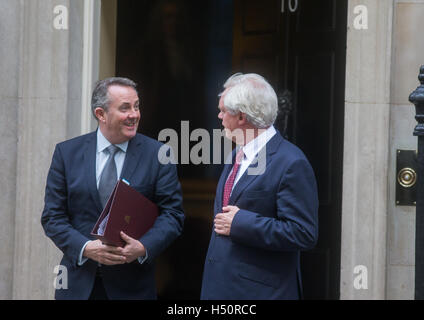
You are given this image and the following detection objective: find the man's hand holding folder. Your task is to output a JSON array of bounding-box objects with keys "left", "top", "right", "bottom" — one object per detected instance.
[
  {"left": 119, "top": 231, "right": 147, "bottom": 263},
  {"left": 85, "top": 179, "right": 159, "bottom": 264},
  {"left": 83, "top": 231, "right": 146, "bottom": 265},
  {"left": 83, "top": 239, "right": 126, "bottom": 265}
]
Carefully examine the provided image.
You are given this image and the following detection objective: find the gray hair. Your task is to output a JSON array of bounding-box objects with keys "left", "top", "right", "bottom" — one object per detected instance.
[
  {"left": 221, "top": 73, "right": 278, "bottom": 128},
  {"left": 91, "top": 77, "right": 138, "bottom": 118}
]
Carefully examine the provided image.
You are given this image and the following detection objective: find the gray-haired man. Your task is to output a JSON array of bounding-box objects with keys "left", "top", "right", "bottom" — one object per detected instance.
[{"left": 201, "top": 73, "right": 318, "bottom": 299}]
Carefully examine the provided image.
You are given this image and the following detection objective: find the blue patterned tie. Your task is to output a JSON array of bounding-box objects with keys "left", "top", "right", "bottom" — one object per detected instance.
[{"left": 98, "top": 145, "right": 119, "bottom": 208}]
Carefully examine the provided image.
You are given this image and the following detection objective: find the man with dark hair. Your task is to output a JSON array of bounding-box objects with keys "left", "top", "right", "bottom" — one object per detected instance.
[{"left": 41, "top": 77, "right": 184, "bottom": 299}]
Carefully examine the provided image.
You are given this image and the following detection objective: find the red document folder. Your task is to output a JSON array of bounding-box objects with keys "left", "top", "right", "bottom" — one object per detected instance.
[{"left": 91, "top": 180, "right": 159, "bottom": 247}]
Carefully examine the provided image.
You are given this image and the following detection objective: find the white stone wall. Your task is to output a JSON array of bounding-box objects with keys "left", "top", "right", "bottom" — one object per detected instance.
[
  {"left": 341, "top": 0, "right": 424, "bottom": 299},
  {"left": 341, "top": 0, "right": 394, "bottom": 299},
  {"left": 0, "top": 0, "right": 88, "bottom": 299},
  {"left": 0, "top": 0, "right": 20, "bottom": 300},
  {"left": 12, "top": 0, "right": 69, "bottom": 299},
  {"left": 387, "top": 0, "right": 424, "bottom": 300}
]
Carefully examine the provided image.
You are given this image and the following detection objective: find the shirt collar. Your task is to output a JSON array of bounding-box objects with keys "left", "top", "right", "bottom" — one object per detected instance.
[
  {"left": 241, "top": 125, "right": 276, "bottom": 162},
  {"left": 96, "top": 128, "right": 128, "bottom": 154}
]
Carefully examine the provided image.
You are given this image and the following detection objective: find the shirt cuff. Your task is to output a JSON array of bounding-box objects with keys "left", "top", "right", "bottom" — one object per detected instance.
[
  {"left": 78, "top": 241, "right": 91, "bottom": 266},
  {"left": 137, "top": 249, "right": 148, "bottom": 265}
]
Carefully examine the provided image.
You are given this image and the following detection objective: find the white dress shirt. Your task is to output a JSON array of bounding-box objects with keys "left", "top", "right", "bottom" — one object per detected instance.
[{"left": 231, "top": 125, "right": 277, "bottom": 191}]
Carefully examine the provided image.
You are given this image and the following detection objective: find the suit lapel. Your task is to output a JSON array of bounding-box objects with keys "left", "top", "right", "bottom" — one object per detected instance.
[
  {"left": 120, "top": 134, "right": 144, "bottom": 183},
  {"left": 229, "top": 132, "right": 283, "bottom": 205},
  {"left": 83, "top": 131, "right": 103, "bottom": 213}
]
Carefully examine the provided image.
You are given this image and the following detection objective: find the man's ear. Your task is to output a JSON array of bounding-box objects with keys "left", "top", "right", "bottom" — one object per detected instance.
[
  {"left": 238, "top": 113, "right": 246, "bottom": 125},
  {"left": 94, "top": 107, "right": 106, "bottom": 122}
]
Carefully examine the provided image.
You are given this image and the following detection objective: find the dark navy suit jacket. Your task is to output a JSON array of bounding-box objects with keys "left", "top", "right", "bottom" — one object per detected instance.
[
  {"left": 41, "top": 130, "right": 184, "bottom": 299},
  {"left": 201, "top": 131, "right": 318, "bottom": 300}
]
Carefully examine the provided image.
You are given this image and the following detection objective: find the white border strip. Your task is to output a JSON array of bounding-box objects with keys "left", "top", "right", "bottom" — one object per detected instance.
[{"left": 81, "top": 0, "right": 101, "bottom": 134}]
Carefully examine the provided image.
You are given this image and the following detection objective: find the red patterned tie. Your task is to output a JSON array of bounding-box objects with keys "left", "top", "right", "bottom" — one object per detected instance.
[{"left": 222, "top": 148, "right": 244, "bottom": 207}]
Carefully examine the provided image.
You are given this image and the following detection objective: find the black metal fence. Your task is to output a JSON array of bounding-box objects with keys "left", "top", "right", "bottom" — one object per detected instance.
[{"left": 409, "top": 65, "right": 424, "bottom": 299}]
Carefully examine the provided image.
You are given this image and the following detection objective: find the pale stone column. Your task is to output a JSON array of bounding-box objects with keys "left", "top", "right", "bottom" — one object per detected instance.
[
  {"left": 386, "top": 0, "right": 424, "bottom": 300},
  {"left": 340, "top": 0, "right": 394, "bottom": 299},
  {"left": 12, "top": 0, "right": 71, "bottom": 300},
  {"left": 8, "top": 0, "right": 99, "bottom": 299},
  {"left": 0, "top": 0, "right": 21, "bottom": 299}
]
